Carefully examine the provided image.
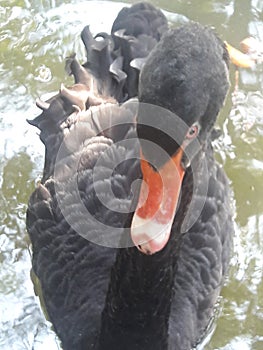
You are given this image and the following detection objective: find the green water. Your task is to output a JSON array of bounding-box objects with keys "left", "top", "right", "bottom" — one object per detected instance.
[{"left": 0, "top": 1, "right": 262, "bottom": 349}]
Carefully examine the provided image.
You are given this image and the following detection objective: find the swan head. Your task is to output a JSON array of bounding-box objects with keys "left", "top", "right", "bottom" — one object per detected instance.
[{"left": 131, "top": 22, "right": 230, "bottom": 254}]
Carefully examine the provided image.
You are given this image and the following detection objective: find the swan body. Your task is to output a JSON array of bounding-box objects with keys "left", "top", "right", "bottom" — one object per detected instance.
[{"left": 27, "top": 2, "right": 234, "bottom": 349}]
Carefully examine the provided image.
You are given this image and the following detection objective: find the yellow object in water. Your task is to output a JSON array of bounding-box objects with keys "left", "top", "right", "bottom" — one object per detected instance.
[{"left": 225, "top": 41, "right": 255, "bottom": 68}]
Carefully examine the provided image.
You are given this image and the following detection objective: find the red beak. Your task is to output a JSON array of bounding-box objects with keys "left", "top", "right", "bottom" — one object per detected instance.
[{"left": 131, "top": 148, "right": 185, "bottom": 254}]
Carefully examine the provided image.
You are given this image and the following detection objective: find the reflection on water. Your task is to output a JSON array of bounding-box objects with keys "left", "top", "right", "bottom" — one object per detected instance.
[{"left": 0, "top": 1, "right": 262, "bottom": 349}]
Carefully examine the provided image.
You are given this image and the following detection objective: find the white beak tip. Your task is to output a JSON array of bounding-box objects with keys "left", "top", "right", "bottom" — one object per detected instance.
[{"left": 131, "top": 216, "right": 172, "bottom": 255}]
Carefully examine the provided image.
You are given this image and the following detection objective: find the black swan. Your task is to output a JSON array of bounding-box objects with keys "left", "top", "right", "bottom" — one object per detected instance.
[{"left": 26, "top": 2, "right": 234, "bottom": 350}]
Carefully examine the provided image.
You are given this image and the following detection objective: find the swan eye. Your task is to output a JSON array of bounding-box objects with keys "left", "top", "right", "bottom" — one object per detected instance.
[{"left": 186, "top": 123, "right": 199, "bottom": 139}]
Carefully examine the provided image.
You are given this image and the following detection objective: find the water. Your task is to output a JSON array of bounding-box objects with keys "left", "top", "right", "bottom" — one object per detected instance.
[{"left": 0, "top": 0, "right": 262, "bottom": 349}]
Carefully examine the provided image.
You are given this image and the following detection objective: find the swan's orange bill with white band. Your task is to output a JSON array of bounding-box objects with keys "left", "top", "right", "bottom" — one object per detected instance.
[{"left": 131, "top": 148, "right": 185, "bottom": 254}]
